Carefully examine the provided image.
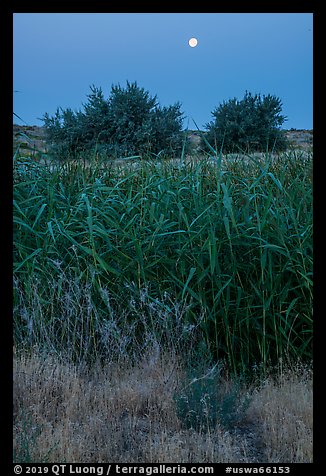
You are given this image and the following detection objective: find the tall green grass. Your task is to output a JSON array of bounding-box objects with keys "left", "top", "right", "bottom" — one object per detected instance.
[{"left": 13, "top": 150, "right": 312, "bottom": 373}]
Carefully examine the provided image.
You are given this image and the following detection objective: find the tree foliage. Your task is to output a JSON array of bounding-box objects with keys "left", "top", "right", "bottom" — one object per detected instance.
[
  {"left": 42, "top": 81, "right": 184, "bottom": 159},
  {"left": 205, "top": 91, "right": 289, "bottom": 153}
]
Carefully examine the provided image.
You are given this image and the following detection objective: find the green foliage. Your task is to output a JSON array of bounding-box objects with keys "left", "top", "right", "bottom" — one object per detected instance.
[
  {"left": 174, "top": 365, "right": 251, "bottom": 432},
  {"left": 205, "top": 91, "right": 289, "bottom": 153},
  {"left": 13, "top": 149, "right": 313, "bottom": 373},
  {"left": 42, "top": 81, "right": 184, "bottom": 159}
]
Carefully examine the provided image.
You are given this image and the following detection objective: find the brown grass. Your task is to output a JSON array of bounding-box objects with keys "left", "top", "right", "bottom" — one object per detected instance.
[
  {"left": 13, "top": 349, "right": 312, "bottom": 464},
  {"left": 247, "top": 365, "right": 313, "bottom": 463}
]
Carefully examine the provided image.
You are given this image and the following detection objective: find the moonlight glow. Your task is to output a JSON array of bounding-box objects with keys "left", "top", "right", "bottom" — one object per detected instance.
[{"left": 188, "top": 37, "right": 198, "bottom": 48}]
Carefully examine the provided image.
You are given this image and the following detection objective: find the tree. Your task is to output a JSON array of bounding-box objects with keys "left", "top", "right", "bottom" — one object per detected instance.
[
  {"left": 105, "top": 81, "right": 158, "bottom": 156},
  {"left": 149, "top": 102, "right": 185, "bottom": 156},
  {"left": 205, "top": 91, "right": 288, "bottom": 153},
  {"left": 42, "top": 81, "right": 184, "bottom": 160}
]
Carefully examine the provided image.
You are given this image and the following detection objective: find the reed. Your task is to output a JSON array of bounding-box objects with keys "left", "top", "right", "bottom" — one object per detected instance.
[{"left": 13, "top": 148, "right": 312, "bottom": 373}]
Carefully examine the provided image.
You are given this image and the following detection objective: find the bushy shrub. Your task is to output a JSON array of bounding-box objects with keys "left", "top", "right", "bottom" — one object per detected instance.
[
  {"left": 174, "top": 366, "right": 251, "bottom": 432},
  {"left": 204, "top": 91, "right": 289, "bottom": 153},
  {"left": 42, "top": 81, "right": 185, "bottom": 160}
]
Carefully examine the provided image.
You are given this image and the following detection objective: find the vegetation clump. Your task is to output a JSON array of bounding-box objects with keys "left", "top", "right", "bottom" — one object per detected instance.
[
  {"left": 13, "top": 149, "right": 312, "bottom": 372},
  {"left": 205, "top": 91, "right": 289, "bottom": 153},
  {"left": 42, "top": 81, "right": 185, "bottom": 160}
]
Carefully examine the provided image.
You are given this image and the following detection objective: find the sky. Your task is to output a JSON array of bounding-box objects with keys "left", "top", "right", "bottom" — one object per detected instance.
[{"left": 13, "top": 13, "right": 313, "bottom": 130}]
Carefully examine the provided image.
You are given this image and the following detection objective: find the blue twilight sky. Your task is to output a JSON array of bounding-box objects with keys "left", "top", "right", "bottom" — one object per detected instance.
[{"left": 13, "top": 13, "right": 313, "bottom": 130}]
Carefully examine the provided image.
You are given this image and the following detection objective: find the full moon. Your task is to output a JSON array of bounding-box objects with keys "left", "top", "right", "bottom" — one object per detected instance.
[{"left": 188, "top": 37, "right": 198, "bottom": 48}]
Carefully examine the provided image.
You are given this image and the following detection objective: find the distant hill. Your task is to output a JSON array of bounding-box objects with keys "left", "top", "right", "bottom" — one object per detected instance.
[
  {"left": 13, "top": 124, "right": 47, "bottom": 154},
  {"left": 284, "top": 129, "right": 313, "bottom": 149}
]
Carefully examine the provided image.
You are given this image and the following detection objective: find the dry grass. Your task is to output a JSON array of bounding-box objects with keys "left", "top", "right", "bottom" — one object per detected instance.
[
  {"left": 247, "top": 364, "right": 313, "bottom": 463},
  {"left": 13, "top": 349, "right": 312, "bottom": 464}
]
